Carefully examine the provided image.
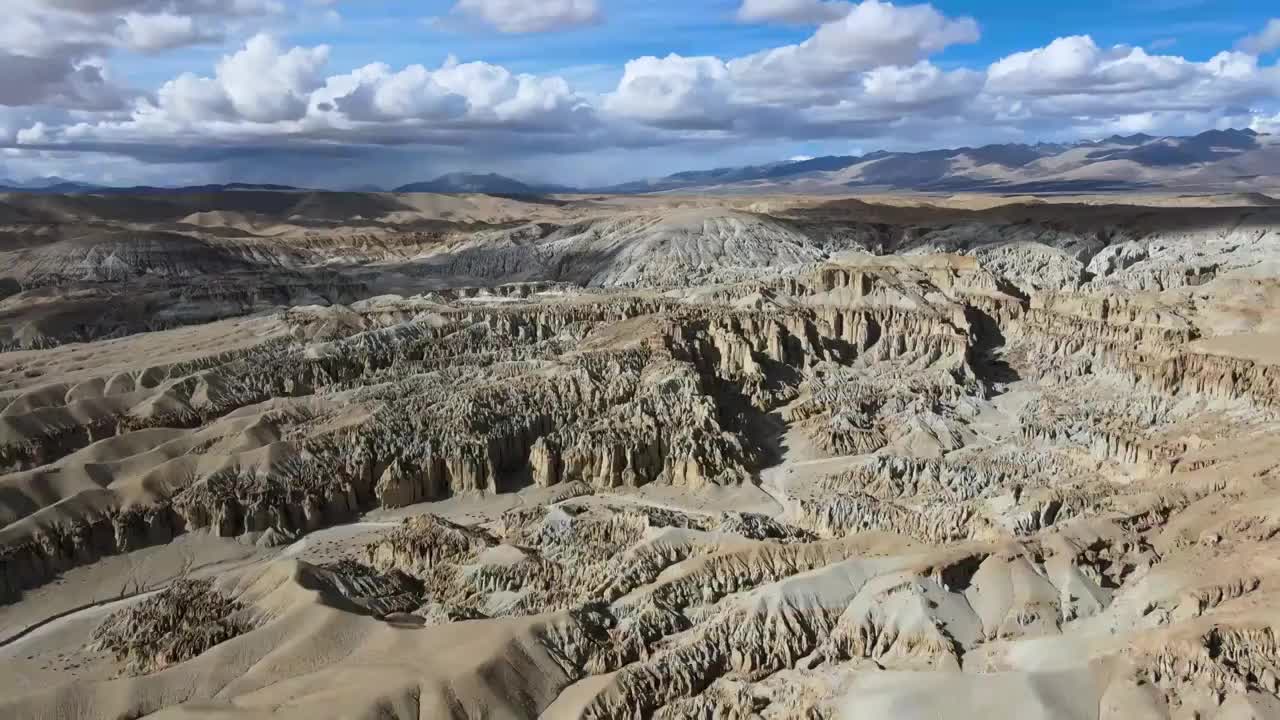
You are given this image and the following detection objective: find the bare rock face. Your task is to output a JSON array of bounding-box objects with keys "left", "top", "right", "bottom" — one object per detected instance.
[
  {"left": 4, "top": 195, "right": 1280, "bottom": 719},
  {"left": 716, "top": 512, "right": 814, "bottom": 542},
  {"left": 366, "top": 514, "right": 496, "bottom": 578},
  {"left": 529, "top": 360, "right": 756, "bottom": 491},
  {"left": 174, "top": 465, "right": 363, "bottom": 538},
  {"left": 363, "top": 503, "right": 732, "bottom": 619},
  {"left": 88, "top": 578, "right": 255, "bottom": 676},
  {"left": 0, "top": 503, "right": 181, "bottom": 604},
  {"left": 789, "top": 492, "right": 992, "bottom": 542},
  {"left": 1128, "top": 620, "right": 1280, "bottom": 717},
  {"left": 308, "top": 560, "right": 425, "bottom": 617}
]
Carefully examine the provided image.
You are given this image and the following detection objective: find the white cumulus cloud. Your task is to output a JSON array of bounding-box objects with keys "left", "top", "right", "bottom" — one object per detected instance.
[
  {"left": 737, "top": 0, "right": 850, "bottom": 24},
  {"left": 605, "top": 55, "right": 736, "bottom": 130},
  {"left": 452, "top": 0, "right": 600, "bottom": 33},
  {"left": 605, "top": 1, "right": 982, "bottom": 135},
  {"left": 27, "top": 34, "right": 600, "bottom": 156},
  {"left": 984, "top": 36, "right": 1280, "bottom": 125},
  {"left": 118, "top": 12, "right": 221, "bottom": 52},
  {"left": 727, "top": 0, "right": 979, "bottom": 91},
  {"left": 214, "top": 34, "right": 329, "bottom": 122},
  {"left": 986, "top": 36, "right": 1192, "bottom": 96},
  {"left": 1238, "top": 19, "right": 1280, "bottom": 56}
]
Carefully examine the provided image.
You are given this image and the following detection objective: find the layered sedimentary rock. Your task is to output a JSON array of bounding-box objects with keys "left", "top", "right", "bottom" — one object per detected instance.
[
  {"left": 306, "top": 559, "right": 425, "bottom": 616},
  {"left": 88, "top": 578, "right": 256, "bottom": 676},
  {"left": 0, "top": 247, "right": 1273, "bottom": 610},
  {"left": 3, "top": 194, "right": 1280, "bottom": 719}
]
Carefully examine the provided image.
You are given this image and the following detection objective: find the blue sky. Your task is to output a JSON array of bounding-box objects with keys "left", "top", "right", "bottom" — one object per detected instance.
[
  {"left": 2, "top": 0, "right": 1279, "bottom": 187},
  {"left": 113, "top": 1, "right": 1275, "bottom": 89}
]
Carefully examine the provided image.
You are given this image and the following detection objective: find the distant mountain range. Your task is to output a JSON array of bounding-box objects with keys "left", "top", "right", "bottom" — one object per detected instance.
[
  {"left": 0, "top": 179, "right": 302, "bottom": 195},
  {"left": 596, "top": 128, "right": 1280, "bottom": 195},
  {"left": 3, "top": 129, "right": 1277, "bottom": 196},
  {"left": 393, "top": 172, "right": 575, "bottom": 195},
  {"left": 0, "top": 176, "right": 102, "bottom": 193},
  {"left": 0, "top": 173, "right": 568, "bottom": 197}
]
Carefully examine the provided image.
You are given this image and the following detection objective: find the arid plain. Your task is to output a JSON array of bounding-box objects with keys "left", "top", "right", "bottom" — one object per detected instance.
[{"left": 1, "top": 189, "right": 1280, "bottom": 719}]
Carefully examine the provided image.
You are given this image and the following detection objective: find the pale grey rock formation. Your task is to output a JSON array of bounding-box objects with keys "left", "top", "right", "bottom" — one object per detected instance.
[
  {"left": 2, "top": 194, "right": 1280, "bottom": 720},
  {"left": 88, "top": 578, "right": 255, "bottom": 676}
]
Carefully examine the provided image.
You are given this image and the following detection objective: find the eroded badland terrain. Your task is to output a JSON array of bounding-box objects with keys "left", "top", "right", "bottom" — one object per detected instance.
[{"left": 2, "top": 190, "right": 1280, "bottom": 719}]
